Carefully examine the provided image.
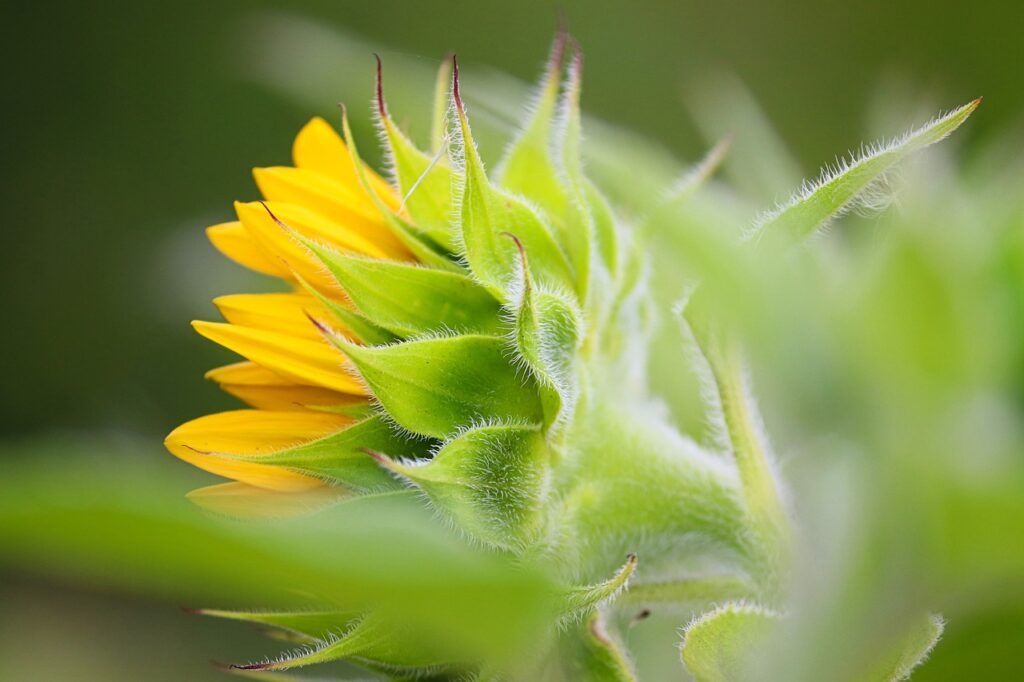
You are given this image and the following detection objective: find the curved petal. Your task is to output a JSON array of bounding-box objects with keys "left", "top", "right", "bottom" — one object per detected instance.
[
  {"left": 235, "top": 200, "right": 398, "bottom": 296},
  {"left": 252, "top": 167, "right": 409, "bottom": 258},
  {"left": 213, "top": 292, "right": 336, "bottom": 340},
  {"left": 220, "top": 382, "right": 367, "bottom": 412},
  {"left": 165, "top": 410, "right": 355, "bottom": 491},
  {"left": 192, "top": 321, "right": 365, "bottom": 395},
  {"left": 205, "top": 361, "right": 298, "bottom": 386},
  {"left": 186, "top": 480, "right": 351, "bottom": 519},
  {"left": 206, "top": 221, "right": 289, "bottom": 278},
  {"left": 292, "top": 117, "right": 400, "bottom": 210}
]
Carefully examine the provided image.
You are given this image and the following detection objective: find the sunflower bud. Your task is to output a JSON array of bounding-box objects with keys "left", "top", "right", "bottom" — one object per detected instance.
[{"left": 167, "top": 31, "right": 978, "bottom": 680}]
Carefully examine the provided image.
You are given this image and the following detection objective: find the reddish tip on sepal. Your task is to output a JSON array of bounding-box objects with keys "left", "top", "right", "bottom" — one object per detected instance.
[
  {"left": 500, "top": 232, "right": 532, "bottom": 291},
  {"left": 568, "top": 36, "right": 583, "bottom": 80},
  {"left": 258, "top": 201, "right": 292, "bottom": 233},
  {"left": 302, "top": 310, "right": 333, "bottom": 337},
  {"left": 549, "top": 23, "right": 569, "bottom": 74},
  {"left": 180, "top": 606, "right": 204, "bottom": 615},
  {"left": 500, "top": 231, "right": 527, "bottom": 260},
  {"left": 360, "top": 447, "right": 392, "bottom": 466},
  {"left": 374, "top": 53, "right": 387, "bottom": 117},
  {"left": 451, "top": 54, "right": 463, "bottom": 112}
]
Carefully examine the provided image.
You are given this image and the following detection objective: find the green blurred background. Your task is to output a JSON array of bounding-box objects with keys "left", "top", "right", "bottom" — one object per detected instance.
[{"left": 2, "top": 0, "right": 1021, "bottom": 679}]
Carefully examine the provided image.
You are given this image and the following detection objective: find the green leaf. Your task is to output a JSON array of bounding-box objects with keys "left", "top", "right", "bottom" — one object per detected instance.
[
  {"left": 192, "top": 608, "right": 361, "bottom": 644},
  {"left": 334, "top": 334, "right": 545, "bottom": 439},
  {"left": 680, "top": 602, "right": 782, "bottom": 682},
  {"left": 507, "top": 234, "right": 582, "bottom": 430},
  {"left": 451, "top": 58, "right": 575, "bottom": 299},
  {"left": 372, "top": 423, "right": 549, "bottom": 551},
  {"left": 301, "top": 240, "right": 502, "bottom": 337},
  {"left": 0, "top": 445, "right": 558, "bottom": 655},
  {"left": 752, "top": 98, "right": 981, "bottom": 242},
  {"left": 560, "top": 612, "right": 638, "bottom": 682},
  {"left": 618, "top": 575, "right": 754, "bottom": 608},
  {"left": 232, "top": 612, "right": 456, "bottom": 673},
  {"left": 205, "top": 414, "right": 433, "bottom": 491},
  {"left": 376, "top": 57, "right": 458, "bottom": 251},
  {"left": 658, "top": 136, "right": 732, "bottom": 214},
  {"left": 866, "top": 613, "right": 945, "bottom": 682},
  {"left": 677, "top": 309, "right": 791, "bottom": 594},
  {"left": 561, "top": 553, "right": 638, "bottom": 622}
]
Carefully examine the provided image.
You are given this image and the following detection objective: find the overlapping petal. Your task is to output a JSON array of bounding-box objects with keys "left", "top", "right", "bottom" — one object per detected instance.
[{"left": 165, "top": 410, "right": 356, "bottom": 491}]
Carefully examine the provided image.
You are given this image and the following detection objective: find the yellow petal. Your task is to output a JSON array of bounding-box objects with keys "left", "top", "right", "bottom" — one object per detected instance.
[
  {"left": 193, "top": 320, "right": 365, "bottom": 394},
  {"left": 205, "top": 361, "right": 298, "bottom": 386},
  {"left": 187, "top": 481, "right": 350, "bottom": 519},
  {"left": 166, "top": 409, "right": 353, "bottom": 491},
  {"left": 206, "top": 221, "right": 289, "bottom": 278},
  {"left": 205, "top": 361, "right": 367, "bottom": 411},
  {"left": 253, "top": 167, "right": 409, "bottom": 258},
  {"left": 235, "top": 200, "right": 395, "bottom": 296},
  {"left": 220, "top": 382, "right": 367, "bottom": 412},
  {"left": 293, "top": 117, "right": 400, "bottom": 210},
  {"left": 213, "top": 292, "right": 332, "bottom": 340}
]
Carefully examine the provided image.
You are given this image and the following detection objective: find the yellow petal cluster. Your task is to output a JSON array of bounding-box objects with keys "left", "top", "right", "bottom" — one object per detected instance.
[{"left": 166, "top": 118, "right": 412, "bottom": 492}]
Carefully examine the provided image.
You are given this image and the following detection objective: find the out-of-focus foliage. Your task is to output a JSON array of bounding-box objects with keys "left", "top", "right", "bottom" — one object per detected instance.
[{"left": 3, "top": 2, "right": 1023, "bottom": 680}]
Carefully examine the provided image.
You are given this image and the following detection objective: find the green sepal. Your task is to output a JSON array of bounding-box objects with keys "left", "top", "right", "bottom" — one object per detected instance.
[
  {"left": 205, "top": 415, "right": 432, "bottom": 491},
  {"left": 496, "top": 32, "right": 569, "bottom": 225},
  {"left": 340, "top": 105, "right": 460, "bottom": 271},
  {"left": 585, "top": 181, "right": 619, "bottom": 279},
  {"left": 680, "top": 602, "right": 781, "bottom": 682},
  {"left": 232, "top": 612, "right": 456, "bottom": 674},
  {"left": 333, "top": 334, "right": 545, "bottom": 439},
  {"left": 559, "top": 612, "right": 637, "bottom": 681},
  {"left": 430, "top": 56, "right": 453, "bottom": 154},
  {"left": 451, "top": 59, "right": 575, "bottom": 299},
  {"left": 300, "top": 238, "right": 501, "bottom": 337},
  {"left": 752, "top": 98, "right": 980, "bottom": 244},
  {"left": 639, "top": 136, "right": 732, "bottom": 240},
  {"left": 371, "top": 423, "right": 549, "bottom": 551},
  {"left": 291, "top": 269, "right": 398, "bottom": 346},
  {"left": 191, "top": 608, "right": 361, "bottom": 645},
  {"left": 561, "top": 553, "right": 638, "bottom": 624},
  {"left": 376, "top": 58, "right": 458, "bottom": 251},
  {"left": 330, "top": 307, "right": 398, "bottom": 347},
  {"left": 507, "top": 235, "right": 582, "bottom": 430},
  {"left": 553, "top": 43, "right": 594, "bottom": 298}
]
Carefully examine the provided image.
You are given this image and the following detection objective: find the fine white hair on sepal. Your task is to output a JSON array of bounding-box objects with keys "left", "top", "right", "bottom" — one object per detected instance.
[
  {"left": 679, "top": 599, "right": 784, "bottom": 643},
  {"left": 749, "top": 100, "right": 979, "bottom": 242}
]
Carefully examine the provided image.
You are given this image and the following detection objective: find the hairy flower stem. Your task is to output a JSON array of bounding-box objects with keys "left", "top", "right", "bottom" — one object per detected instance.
[{"left": 545, "top": 373, "right": 753, "bottom": 587}]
